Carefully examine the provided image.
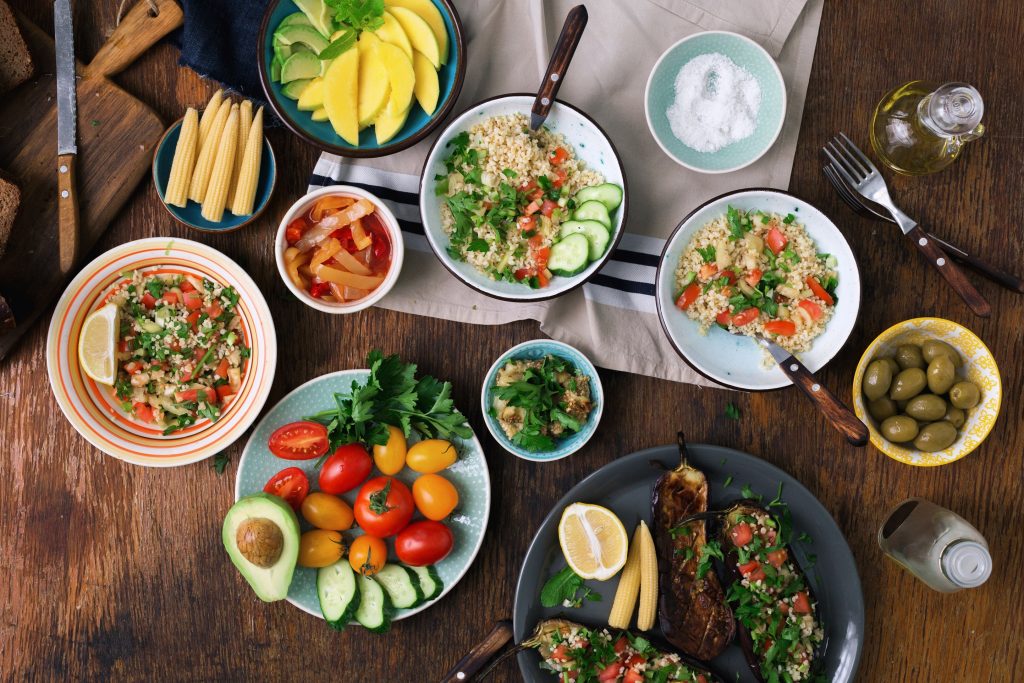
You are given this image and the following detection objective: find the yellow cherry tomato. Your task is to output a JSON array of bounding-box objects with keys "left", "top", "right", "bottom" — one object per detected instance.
[
  {"left": 348, "top": 535, "right": 387, "bottom": 576},
  {"left": 412, "top": 473, "right": 459, "bottom": 521},
  {"left": 301, "top": 492, "right": 354, "bottom": 531},
  {"left": 298, "top": 529, "right": 346, "bottom": 568},
  {"left": 406, "top": 439, "right": 457, "bottom": 473},
  {"left": 373, "top": 425, "right": 408, "bottom": 475}
]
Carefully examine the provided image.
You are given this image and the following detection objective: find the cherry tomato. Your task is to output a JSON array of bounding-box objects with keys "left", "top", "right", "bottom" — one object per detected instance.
[
  {"left": 766, "top": 226, "right": 788, "bottom": 255},
  {"left": 806, "top": 275, "right": 835, "bottom": 306},
  {"left": 730, "top": 522, "right": 754, "bottom": 547},
  {"left": 319, "top": 443, "right": 373, "bottom": 494},
  {"left": 395, "top": 520, "right": 454, "bottom": 566},
  {"left": 263, "top": 467, "right": 310, "bottom": 511},
  {"left": 792, "top": 591, "right": 812, "bottom": 614},
  {"left": 731, "top": 307, "right": 760, "bottom": 326},
  {"left": 300, "top": 491, "right": 354, "bottom": 530},
  {"left": 675, "top": 282, "right": 700, "bottom": 311},
  {"left": 766, "top": 548, "right": 789, "bottom": 568},
  {"left": 412, "top": 473, "right": 459, "bottom": 521},
  {"left": 268, "top": 421, "right": 329, "bottom": 460},
  {"left": 798, "top": 298, "right": 823, "bottom": 321},
  {"left": 179, "top": 279, "right": 196, "bottom": 293},
  {"left": 406, "top": 439, "right": 457, "bottom": 473},
  {"left": 298, "top": 529, "right": 345, "bottom": 568},
  {"left": 372, "top": 425, "right": 407, "bottom": 475},
  {"left": 348, "top": 534, "right": 387, "bottom": 576},
  {"left": 354, "top": 476, "right": 414, "bottom": 537},
  {"left": 763, "top": 320, "right": 797, "bottom": 336}
]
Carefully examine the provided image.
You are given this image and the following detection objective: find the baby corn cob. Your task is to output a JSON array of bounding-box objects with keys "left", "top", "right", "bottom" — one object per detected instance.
[
  {"left": 197, "top": 89, "right": 224, "bottom": 150},
  {"left": 230, "top": 106, "right": 264, "bottom": 217},
  {"left": 164, "top": 107, "right": 198, "bottom": 207},
  {"left": 607, "top": 524, "right": 644, "bottom": 629},
  {"left": 636, "top": 520, "right": 659, "bottom": 631},
  {"left": 200, "top": 104, "right": 239, "bottom": 222},
  {"left": 188, "top": 98, "right": 231, "bottom": 204},
  {"left": 226, "top": 99, "right": 252, "bottom": 208}
]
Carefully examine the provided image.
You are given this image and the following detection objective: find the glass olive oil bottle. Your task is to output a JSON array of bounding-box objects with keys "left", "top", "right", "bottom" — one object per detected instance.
[{"left": 869, "top": 81, "right": 985, "bottom": 175}]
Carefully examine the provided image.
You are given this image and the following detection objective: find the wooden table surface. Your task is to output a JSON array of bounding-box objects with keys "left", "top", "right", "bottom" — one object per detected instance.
[{"left": 3, "top": 1, "right": 1023, "bottom": 681}]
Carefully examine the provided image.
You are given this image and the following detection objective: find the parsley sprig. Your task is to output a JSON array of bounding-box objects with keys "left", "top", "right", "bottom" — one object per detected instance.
[
  {"left": 319, "top": 0, "right": 385, "bottom": 58},
  {"left": 539, "top": 566, "right": 602, "bottom": 608}
]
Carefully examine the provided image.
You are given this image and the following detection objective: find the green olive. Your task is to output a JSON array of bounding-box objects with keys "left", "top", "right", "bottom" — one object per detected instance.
[
  {"left": 913, "top": 421, "right": 958, "bottom": 452},
  {"left": 921, "top": 339, "right": 962, "bottom": 368},
  {"left": 926, "top": 356, "right": 956, "bottom": 394},
  {"left": 863, "top": 359, "right": 893, "bottom": 401},
  {"left": 949, "top": 381, "right": 981, "bottom": 409},
  {"left": 882, "top": 357, "right": 901, "bottom": 376},
  {"left": 880, "top": 415, "right": 919, "bottom": 443},
  {"left": 905, "top": 394, "right": 947, "bottom": 421},
  {"left": 943, "top": 407, "right": 966, "bottom": 429},
  {"left": 889, "top": 368, "right": 927, "bottom": 400},
  {"left": 868, "top": 397, "right": 898, "bottom": 422},
  {"left": 895, "top": 344, "right": 925, "bottom": 370}
]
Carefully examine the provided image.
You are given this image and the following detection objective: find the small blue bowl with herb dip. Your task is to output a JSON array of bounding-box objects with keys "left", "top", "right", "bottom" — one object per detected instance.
[
  {"left": 645, "top": 31, "right": 786, "bottom": 174},
  {"left": 481, "top": 339, "right": 604, "bottom": 462}
]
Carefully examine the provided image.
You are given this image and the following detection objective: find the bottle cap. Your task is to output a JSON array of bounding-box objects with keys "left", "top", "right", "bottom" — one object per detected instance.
[
  {"left": 928, "top": 83, "right": 984, "bottom": 135},
  {"left": 942, "top": 540, "right": 992, "bottom": 588}
]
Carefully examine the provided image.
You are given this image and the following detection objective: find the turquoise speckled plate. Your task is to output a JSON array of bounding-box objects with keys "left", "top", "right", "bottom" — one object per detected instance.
[
  {"left": 235, "top": 369, "right": 491, "bottom": 623},
  {"left": 480, "top": 339, "right": 604, "bottom": 462},
  {"left": 152, "top": 118, "right": 276, "bottom": 233},
  {"left": 645, "top": 31, "right": 786, "bottom": 174}
]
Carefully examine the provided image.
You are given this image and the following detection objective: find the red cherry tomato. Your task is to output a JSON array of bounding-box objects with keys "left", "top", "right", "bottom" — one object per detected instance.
[
  {"left": 318, "top": 443, "right": 373, "bottom": 495},
  {"left": 263, "top": 467, "right": 310, "bottom": 511},
  {"left": 394, "top": 520, "right": 454, "bottom": 566},
  {"left": 133, "top": 402, "right": 154, "bottom": 423},
  {"left": 268, "top": 421, "right": 329, "bottom": 460},
  {"left": 354, "top": 476, "right": 414, "bottom": 537}
]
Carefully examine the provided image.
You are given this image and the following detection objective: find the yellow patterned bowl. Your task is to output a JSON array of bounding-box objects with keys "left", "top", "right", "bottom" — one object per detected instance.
[{"left": 852, "top": 318, "right": 1001, "bottom": 466}]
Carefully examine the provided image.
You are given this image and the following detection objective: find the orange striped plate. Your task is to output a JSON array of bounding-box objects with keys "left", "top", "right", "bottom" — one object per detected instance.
[{"left": 46, "top": 238, "right": 277, "bottom": 467}]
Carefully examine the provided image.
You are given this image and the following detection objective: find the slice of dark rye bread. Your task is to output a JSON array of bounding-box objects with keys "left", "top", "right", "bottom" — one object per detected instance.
[
  {"left": 0, "top": 0, "right": 33, "bottom": 95},
  {"left": 0, "top": 172, "right": 18, "bottom": 259}
]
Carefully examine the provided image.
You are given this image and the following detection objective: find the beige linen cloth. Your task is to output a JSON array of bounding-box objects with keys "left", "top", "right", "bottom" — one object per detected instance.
[{"left": 309, "top": 0, "right": 826, "bottom": 384}]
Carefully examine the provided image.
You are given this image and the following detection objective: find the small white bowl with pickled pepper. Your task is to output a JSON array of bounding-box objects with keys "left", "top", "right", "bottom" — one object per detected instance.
[{"left": 275, "top": 185, "right": 404, "bottom": 314}]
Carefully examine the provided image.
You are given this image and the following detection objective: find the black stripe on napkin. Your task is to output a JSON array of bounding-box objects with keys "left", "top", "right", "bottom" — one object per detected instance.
[
  {"left": 588, "top": 274, "right": 656, "bottom": 296},
  {"left": 310, "top": 173, "right": 419, "bottom": 206}
]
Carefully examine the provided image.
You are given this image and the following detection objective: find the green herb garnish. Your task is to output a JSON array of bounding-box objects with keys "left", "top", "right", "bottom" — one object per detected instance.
[
  {"left": 211, "top": 451, "right": 230, "bottom": 474},
  {"left": 725, "top": 402, "right": 741, "bottom": 420},
  {"left": 540, "top": 566, "right": 601, "bottom": 608}
]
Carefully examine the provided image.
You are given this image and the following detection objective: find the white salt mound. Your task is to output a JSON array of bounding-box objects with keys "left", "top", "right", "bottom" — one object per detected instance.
[{"left": 666, "top": 52, "right": 762, "bottom": 154}]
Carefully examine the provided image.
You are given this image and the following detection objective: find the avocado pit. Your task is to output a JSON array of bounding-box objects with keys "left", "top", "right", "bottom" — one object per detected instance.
[{"left": 237, "top": 517, "right": 284, "bottom": 568}]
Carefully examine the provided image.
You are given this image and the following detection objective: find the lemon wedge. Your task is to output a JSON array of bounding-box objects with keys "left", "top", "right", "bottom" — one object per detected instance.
[
  {"left": 78, "top": 303, "right": 119, "bottom": 385},
  {"left": 557, "top": 503, "right": 629, "bottom": 581}
]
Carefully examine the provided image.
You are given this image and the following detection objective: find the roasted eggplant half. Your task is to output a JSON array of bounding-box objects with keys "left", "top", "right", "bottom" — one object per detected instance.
[
  {"left": 651, "top": 434, "right": 735, "bottom": 661},
  {"left": 718, "top": 502, "right": 824, "bottom": 683},
  {"left": 522, "top": 618, "right": 723, "bottom": 682}
]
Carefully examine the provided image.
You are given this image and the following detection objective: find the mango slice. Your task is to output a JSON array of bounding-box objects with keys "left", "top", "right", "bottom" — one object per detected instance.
[
  {"left": 322, "top": 46, "right": 360, "bottom": 145},
  {"left": 386, "top": 0, "right": 448, "bottom": 64},
  {"left": 387, "top": 6, "right": 441, "bottom": 69},
  {"left": 412, "top": 50, "right": 439, "bottom": 115}
]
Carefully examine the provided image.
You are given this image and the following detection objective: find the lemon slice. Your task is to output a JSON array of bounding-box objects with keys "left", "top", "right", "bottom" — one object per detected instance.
[
  {"left": 78, "top": 303, "right": 120, "bottom": 386},
  {"left": 557, "top": 503, "right": 629, "bottom": 580}
]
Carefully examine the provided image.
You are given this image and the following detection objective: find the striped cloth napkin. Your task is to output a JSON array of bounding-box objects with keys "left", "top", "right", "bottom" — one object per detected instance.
[{"left": 309, "top": 0, "right": 825, "bottom": 384}]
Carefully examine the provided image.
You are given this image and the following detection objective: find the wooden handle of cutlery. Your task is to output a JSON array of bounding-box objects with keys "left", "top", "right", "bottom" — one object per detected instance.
[
  {"left": 908, "top": 226, "right": 991, "bottom": 317},
  {"left": 57, "top": 153, "right": 79, "bottom": 275},
  {"left": 934, "top": 235, "right": 1024, "bottom": 294},
  {"left": 84, "top": 0, "right": 183, "bottom": 79},
  {"left": 532, "top": 5, "right": 588, "bottom": 125},
  {"left": 439, "top": 620, "right": 514, "bottom": 682},
  {"left": 778, "top": 355, "right": 868, "bottom": 446}
]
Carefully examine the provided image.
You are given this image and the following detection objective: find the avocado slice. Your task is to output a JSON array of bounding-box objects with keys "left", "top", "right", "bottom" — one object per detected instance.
[
  {"left": 279, "top": 11, "right": 313, "bottom": 28},
  {"left": 291, "top": 0, "right": 334, "bottom": 39},
  {"left": 274, "top": 23, "right": 329, "bottom": 54},
  {"left": 222, "top": 493, "right": 300, "bottom": 602},
  {"left": 280, "top": 50, "right": 322, "bottom": 84}
]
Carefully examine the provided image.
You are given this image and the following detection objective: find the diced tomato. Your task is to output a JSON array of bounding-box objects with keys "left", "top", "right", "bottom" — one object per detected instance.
[
  {"left": 186, "top": 310, "right": 201, "bottom": 331},
  {"left": 534, "top": 246, "right": 551, "bottom": 268},
  {"left": 214, "top": 358, "right": 230, "bottom": 379},
  {"left": 524, "top": 200, "right": 542, "bottom": 216},
  {"left": 778, "top": 601, "right": 790, "bottom": 615},
  {"left": 745, "top": 268, "right": 763, "bottom": 286},
  {"left": 528, "top": 187, "right": 544, "bottom": 201},
  {"left": 216, "top": 384, "right": 234, "bottom": 400},
  {"left": 537, "top": 268, "right": 551, "bottom": 288},
  {"left": 132, "top": 402, "right": 154, "bottom": 423},
  {"left": 625, "top": 653, "right": 645, "bottom": 668},
  {"left": 614, "top": 636, "right": 629, "bottom": 655},
  {"left": 285, "top": 219, "right": 305, "bottom": 244},
  {"left": 767, "top": 549, "right": 789, "bottom": 568},
  {"left": 716, "top": 310, "right": 733, "bottom": 326},
  {"left": 698, "top": 263, "right": 718, "bottom": 280},
  {"left": 140, "top": 292, "right": 156, "bottom": 310},
  {"left": 597, "top": 663, "right": 623, "bottom": 682},
  {"left": 623, "top": 671, "right": 644, "bottom": 683},
  {"left": 519, "top": 180, "right": 538, "bottom": 194},
  {"left": 720, "top": 269, "right": 737, "bottom": 284},
  {"left": 550, "top": 644, "right": 570, "bottom": 662},
  {"left": 766, "top": 226, "right": 788, "bottom": 255},
  {"left": 117, "top": 340, "right": 129, "bottom": 353},
  {"left": 517, "top": 216, "right": 537, "bottom": 232},
  {"left": 179, "top": 280, "right": 195, "bottom": 293},
  {"left": 309, "top": 279, "right": 331, "bottom": 299},
  {"left": 174, "top": 387, "right": 217, "bottom": 404},
  {"left": 550, "top": 146, "right": 569, "bottom": 165},
  {"left": 793, "top": 591, "right": 812, "bottom": 614},
  {"left": 541, "top": 199, "right": 558, "bottom": 217},
  {"left": 161, "top": 291, "right": 179, "bottom": 305},
  {"left": 730, "top": 522, "right": 754, "bottom": 547},
  {"left": 806, "top": 276, "right": 835, "bottom": 305},
  {"left": 798, "top": 299, "right": 823, "bottom": 321},
  {"left": 513, "top": 267, "right": 534, "bottom": 281},
  {"left": 731, "top": 307, "right": 759, "bottom": 326},
  {"left": 676, "top": 283, "right": 701, "bottom": 311},
  {"left": 204, "top": 302, "right": 223, "bottom": 319},
  {"left": 764, "top": 320, "right": 797, "bottom": 336},
  {"left": 552, "top": 168, "right": 568, "bottom": 188},
  {"left": 697, "top": 676, "right": 708, "bottom": 683},
  {"left": 182, "top": 291, "right": 204, "bottom": 310},
  {"left": 124, "top": 361, "right": 142, "bottom": 374}
]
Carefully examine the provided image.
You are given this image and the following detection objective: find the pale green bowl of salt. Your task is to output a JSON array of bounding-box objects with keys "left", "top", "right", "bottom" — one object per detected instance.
[{"left": 645, "top": 31, "right": 786, "bottom": 174}]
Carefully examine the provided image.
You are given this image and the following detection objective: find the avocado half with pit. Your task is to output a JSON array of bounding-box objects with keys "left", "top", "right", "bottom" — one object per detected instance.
[{"left": 222, "top": 493, "right": 300, "bottom": 602}]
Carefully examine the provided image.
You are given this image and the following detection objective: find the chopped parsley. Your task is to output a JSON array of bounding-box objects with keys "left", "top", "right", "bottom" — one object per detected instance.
[{"left": 725, "top": 402, "right": 741, "bottom": 420}]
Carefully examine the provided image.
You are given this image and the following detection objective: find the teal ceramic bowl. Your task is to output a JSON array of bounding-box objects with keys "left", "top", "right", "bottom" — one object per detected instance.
[
  {"left": 481, "top": 339, "right": 604, "bottom": 462},
  {"left": 257, "top": 0, "right": 466, "bottom": 158},
  {"left": 644, "top": 31, "right": 786, "bottom": 174},
  {"left": 152, "top": 118, "right": 276, "bottom": 233}
]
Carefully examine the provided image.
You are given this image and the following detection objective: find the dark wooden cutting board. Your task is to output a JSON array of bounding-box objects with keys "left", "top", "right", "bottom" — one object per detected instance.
[{"left": 0, "top": 0, "right": 183, "bottom": 361}]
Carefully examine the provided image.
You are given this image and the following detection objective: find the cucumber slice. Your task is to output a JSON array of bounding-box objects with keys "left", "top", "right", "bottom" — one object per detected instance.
[
  {"left": 280, "top": 78, "right": 311, "bottom": 100},
  {"left": 559, "top": 220, "right": 611, "bottom": 261},
  {"left": 317, "top": 560, "right": 360, "bottom": 631},
  {"left": 372, "top": 564, "right": 425, "bottom": 609},
  {"left": 575, "top": 183, "right": 623, "bottom": 211},
  {"left": 354, "top": 572, "right": 394, "bottom": 633},
  {"left": 572, "top": 200, "right": 611, "bottom": 228},
  {"left": 548, "top": 233, "right": 591, "bottom": 277},
  {"left": 408, "top": 565, "right": 443, "bottom": 601}
]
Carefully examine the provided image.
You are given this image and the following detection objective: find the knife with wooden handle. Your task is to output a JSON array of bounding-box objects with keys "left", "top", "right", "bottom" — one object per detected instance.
[{"left": 54, "top": 0, "right": 79, "bottom": 275}]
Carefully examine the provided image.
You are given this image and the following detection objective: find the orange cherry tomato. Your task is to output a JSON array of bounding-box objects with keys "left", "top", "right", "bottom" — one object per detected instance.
[
  {"left": 412, "top": 473, "right": 460, "bottom": 521},
  {"left": 298, "top": 529, "right": 345, "bottom": 568},
  {"left": 300, "top": 492, "right": 354, "bottom": 531},
  {"left": 372, "top": 425, "right": 407, "bottom": 475},
  {"left": 406, "top": 439, "right": 458, "bottom": 474},
  {"left": 348, "top": 535, "right": 387, "bottom": 576}
]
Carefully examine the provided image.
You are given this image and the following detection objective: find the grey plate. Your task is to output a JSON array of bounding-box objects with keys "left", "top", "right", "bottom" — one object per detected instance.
[{"left": 512, "top": 443, "right": 864, "bottom": 682}]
